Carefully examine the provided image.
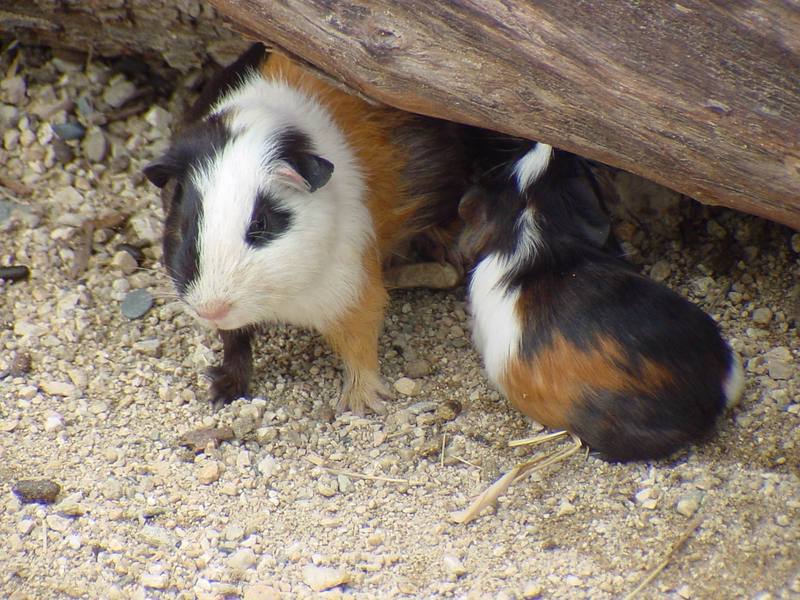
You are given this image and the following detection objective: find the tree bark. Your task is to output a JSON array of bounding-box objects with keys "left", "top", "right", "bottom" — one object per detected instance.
[{"left": 211, "top": 0, "right": 800, "bottom": 230}]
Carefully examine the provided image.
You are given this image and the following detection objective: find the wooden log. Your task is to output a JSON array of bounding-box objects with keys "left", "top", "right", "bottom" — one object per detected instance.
[
  {"left": 212, "top": 0, "right": 800, "bottom": 230},
  {"left": 0, "top": 0, "right": 247, "bottom": 71}
]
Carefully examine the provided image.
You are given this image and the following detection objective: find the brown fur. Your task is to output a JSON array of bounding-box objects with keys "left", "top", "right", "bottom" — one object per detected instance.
[
  {"left": 500, "top": 332, "right": 674, "bottom": 430},
  {"left": 321, "top": 246, "right": 389, "bottom": 414}
]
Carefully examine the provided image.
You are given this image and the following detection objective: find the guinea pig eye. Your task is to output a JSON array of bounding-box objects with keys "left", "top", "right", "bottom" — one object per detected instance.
[{"left": 245, "top": 198, "right": 293, "bottom": 247}]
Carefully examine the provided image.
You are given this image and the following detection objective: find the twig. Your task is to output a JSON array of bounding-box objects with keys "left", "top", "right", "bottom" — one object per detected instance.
[
  {"left": 322, "top": 467, "right": 413, "bottom": 485},
  {"left": 623, "top": 516, "right": 704, "bottom": 600},
  {"left": 509, "top": 430, "right": 569, "bottom": 448},
  {"left": 451, "top": 434, "right": 582, "bottom": 524},
  {"left": 440, "top": 433, "right": 447, "bottom": 468},
  {"left": 450, "top": 455, "right": 481, "bottom": 469}
]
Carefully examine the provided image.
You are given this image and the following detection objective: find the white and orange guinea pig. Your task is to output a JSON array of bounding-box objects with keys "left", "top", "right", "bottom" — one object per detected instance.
[
  {"left": 458, "top": 141, "right": 744, "bottom": 461},
  {"left": 144, "top": 43, "right": 475, "bottom": 414}
]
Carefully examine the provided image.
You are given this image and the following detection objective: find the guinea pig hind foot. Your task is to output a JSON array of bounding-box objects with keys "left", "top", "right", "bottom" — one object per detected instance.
[{"left": 335, "top": 370, "right": 389, "bottom": 416}]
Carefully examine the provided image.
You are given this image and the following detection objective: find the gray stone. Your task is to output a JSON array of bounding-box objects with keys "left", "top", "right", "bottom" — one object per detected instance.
[
  {"left": 12, "top": 479, "right": 60, "bottom": 504},
  {"left": 228, "top": 548, "right": 257, "bottom": 571},
  {"left": 82, "top": 127, "right": 107, "bottom": 162},
  {"left": 394, "top": 377, "right": 421, "bottom": 396},
  {"left": 752, "top": 307, "right": 773, "bottom": 326},
  {"left": 102, "top": 76, "right": 137, "bottom": 109},
  {"left": 405, "top": 358, "right": 431, "bottom": 378},
  {"left": 145, "top": 105, "right": 173, "bottom": 131},
  {"left": 650, "top": 260, "right": 672, "bottom": 282},
  {"left": 765, "top": 347, "right": 794, "bottom": 380},
  {"left": 443, "top": 554, "right": 467, "bottom": 579},
  {"left": 121, "top": 289, "right": 154, "bottom": 319},
  {"left": 45, "top": 514, "right": 71, "bottom": 532},
  {"left": 111, "top": 250, "right": 138, "bottom": 275},
  {"left": 52, "top": 122, "right": 86, "bottom": 141},
  {"left": 140, "top": 525, "right": 175, "bottom": 549},
  {"left": 140, "top": 573, "right": 168, "bottom": 589},
  {"left": 301, "top": 565, "right": 349, "bottom": 592},
  {"left": 1, "top": 76, "right": 26, "bottom": 105},
  {"left": 676, "top": 490, "right": 704, "bottom": 517},
  {"left": 133, "top": 338, "right": 161, "bottom": 356}
]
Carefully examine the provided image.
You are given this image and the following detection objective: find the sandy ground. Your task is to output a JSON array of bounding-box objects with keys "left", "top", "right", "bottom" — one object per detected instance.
[{"left": 1, "top": 46, "right": 798, "bottom": 600}]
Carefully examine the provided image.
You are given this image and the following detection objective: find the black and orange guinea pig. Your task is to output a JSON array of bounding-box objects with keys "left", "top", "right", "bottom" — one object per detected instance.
[
  {"left": 458, "top": 141, "right": 744, "bottom": 461},
  {"left": 144, "top": 44, "right": 476, "bottom": 413}
]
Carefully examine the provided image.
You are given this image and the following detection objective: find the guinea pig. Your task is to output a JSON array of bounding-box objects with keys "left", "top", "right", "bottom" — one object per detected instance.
[
  {"left": 458, "top": 141, "right": 744, "bottom": 461},
  {"left": 143, "top": 43, "right": 474, "bottom": 413}
]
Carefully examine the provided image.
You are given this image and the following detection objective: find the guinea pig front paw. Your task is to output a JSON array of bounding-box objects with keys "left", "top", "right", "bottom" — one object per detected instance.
[
  {"left": 207, "top": 365, "right": 249, "bottom": 410},
  {"left": 335, "top": 371, "right": 390, "bottom": 416}
]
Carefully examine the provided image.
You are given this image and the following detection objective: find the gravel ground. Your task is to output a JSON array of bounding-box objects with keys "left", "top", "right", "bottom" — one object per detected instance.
[{"left": 1, "top": 46, "right": 798, "bottom": 600}]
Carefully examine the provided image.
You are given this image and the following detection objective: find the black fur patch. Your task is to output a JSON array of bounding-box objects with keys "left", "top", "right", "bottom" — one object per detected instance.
[
  {"left": 245, "top": 190, "right": 294, "bottom": 247},
  {"left": 156, "top": 116, "right": 232, "bottom": 293},
  {"left": 274, "top": 127, "right": 334, "bottom": 192}
]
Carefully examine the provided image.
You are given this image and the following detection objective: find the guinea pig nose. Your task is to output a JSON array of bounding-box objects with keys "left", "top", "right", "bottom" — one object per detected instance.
[{"left": 196, "top": 301, "right": 232, "bottom": 322}]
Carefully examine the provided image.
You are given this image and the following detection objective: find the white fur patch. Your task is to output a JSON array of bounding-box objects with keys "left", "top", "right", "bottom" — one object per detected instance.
[
  {"left": 513, "top": 142, "right": 552, "bottom": 192},
  {"left": 183, "top": 74, "right": 373, "bottom": 332},
  {"left": 722, "top": 350, "right": 745, "bottom": 408},
  {"left": 468, "top": 253, "right": 522, "bottom": 389}
]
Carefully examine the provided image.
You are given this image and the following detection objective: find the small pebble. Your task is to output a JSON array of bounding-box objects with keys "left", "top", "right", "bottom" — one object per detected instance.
[
  {"left": 140, "top": 573, "right": 168, "bottom": 589},
  {"left": 82, "top": 126, "right": 107, "bottom": 162},
  {"left": 17, "top": 519, "right": 35, "bottom": 535},
  {"left": 13, "top": 480, "right": 61, "bottom": 504},
  {"left": 243, "top": 584, "right": 282, "bottom": 600},
  {"left": 52, "top": 121, "right": 86, "bottom": 141},
  {"left": 405, "top": 358, "right": 431, "bottom": 378},
  {"left": 301, "top": 565, "right": 349, "bottom": 592},
  {"left": 179, "top": 426, "right": 235, "bottom": 452},
  {"left": 752, "top": 307, "right": 773, "bottom": 325},
  {"left": 44, "top": 413, "right": 65, "bottom": 433},
  {"left": 133, "top": 338, "right": 161, "bottom": 356},
  {"left": 45, "top": 514, "right": 70, "bottom": 532},
  {"left": 765, "top": 347, "right": 793, "bottom": 380},
  {"left": 649, "top": 260, "right": 672, "bottom": 282},
  {"left": 0, "top": 265, "right": 30, "bottom": 282},
  {"left": 394, "top": 377, "right": 420, "bottom": 396},
  {"left": 676, "top": 491, "right": 704, "bottom": 517},
  {"left": 57, "top": 492, "right": 86, "bottom": 517},
  {"left": 442, "top": 554, "right": 467, "bottom": 579},
  {"left": 103, "top": 76, "right": 137, "bottom": 108},
  {"left": 140, "top": 525, "right": 175, "bottom": 549},
  {"left": 228, "top": 548, "right": 257, "bottom": 570},
  {"left": 198, "top": 460, "right": 222, "bottom": 484},
  {"left": 522, "top": 581, "right": 543, "bottom": 598},
  {"left": 121, "top": 289, "right": 154, "bottom": 319},
  {"left": 556, "top": 501, "right": 577, "bottom": 517},
  {"left": 111, "top": 250, "right": 138, "bottom": 275}
]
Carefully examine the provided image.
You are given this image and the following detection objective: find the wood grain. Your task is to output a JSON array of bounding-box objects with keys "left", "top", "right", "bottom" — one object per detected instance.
[{"left": 211, "top": 0, "right": 800, "bottom": 229}]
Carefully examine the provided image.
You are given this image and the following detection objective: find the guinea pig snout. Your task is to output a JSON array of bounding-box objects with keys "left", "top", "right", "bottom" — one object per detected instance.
[{"left": 195, "top": 300, "right": 232, "bottom": 323}]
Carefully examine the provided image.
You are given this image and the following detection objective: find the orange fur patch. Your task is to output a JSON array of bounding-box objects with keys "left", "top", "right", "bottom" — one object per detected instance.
[{"left": 500, "top": 333, "right": 674, "bottom": 430}]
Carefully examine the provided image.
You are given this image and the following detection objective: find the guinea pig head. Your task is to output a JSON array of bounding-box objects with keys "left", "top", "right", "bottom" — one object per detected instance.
[{"left": 144, "top": 115, "right": 336, "bottom": 331}]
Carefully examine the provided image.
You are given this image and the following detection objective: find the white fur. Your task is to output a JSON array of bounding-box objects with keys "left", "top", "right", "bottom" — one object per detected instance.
[
  {"left": 722, "top": 351, "right": 745, "bottom": 407},
  {"left": 469, "top": 253, "right": 522, "bottom": 388},
  {"left": 469, "top": 145, "right": 551, "bottom": 387},
  {"left": 513, "top": 142, "right": 552, "bottom": 191},
  {"left": 183, "top": 74, "right": 373, "bottom": 332}
]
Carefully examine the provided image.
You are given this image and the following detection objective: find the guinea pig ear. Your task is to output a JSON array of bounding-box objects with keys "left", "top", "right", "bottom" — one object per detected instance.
[
  {"left": 143, "top": 153, "right": 181, "bottom": 189},
  {"left": 561, "top": 171, "right": 613, "bottom": 248},
  {"left": 458, "top": 186, "right": 488, "bottom": 224},
  {"left": 275, "top": 154, "right": 334, "bottom": 193}
]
